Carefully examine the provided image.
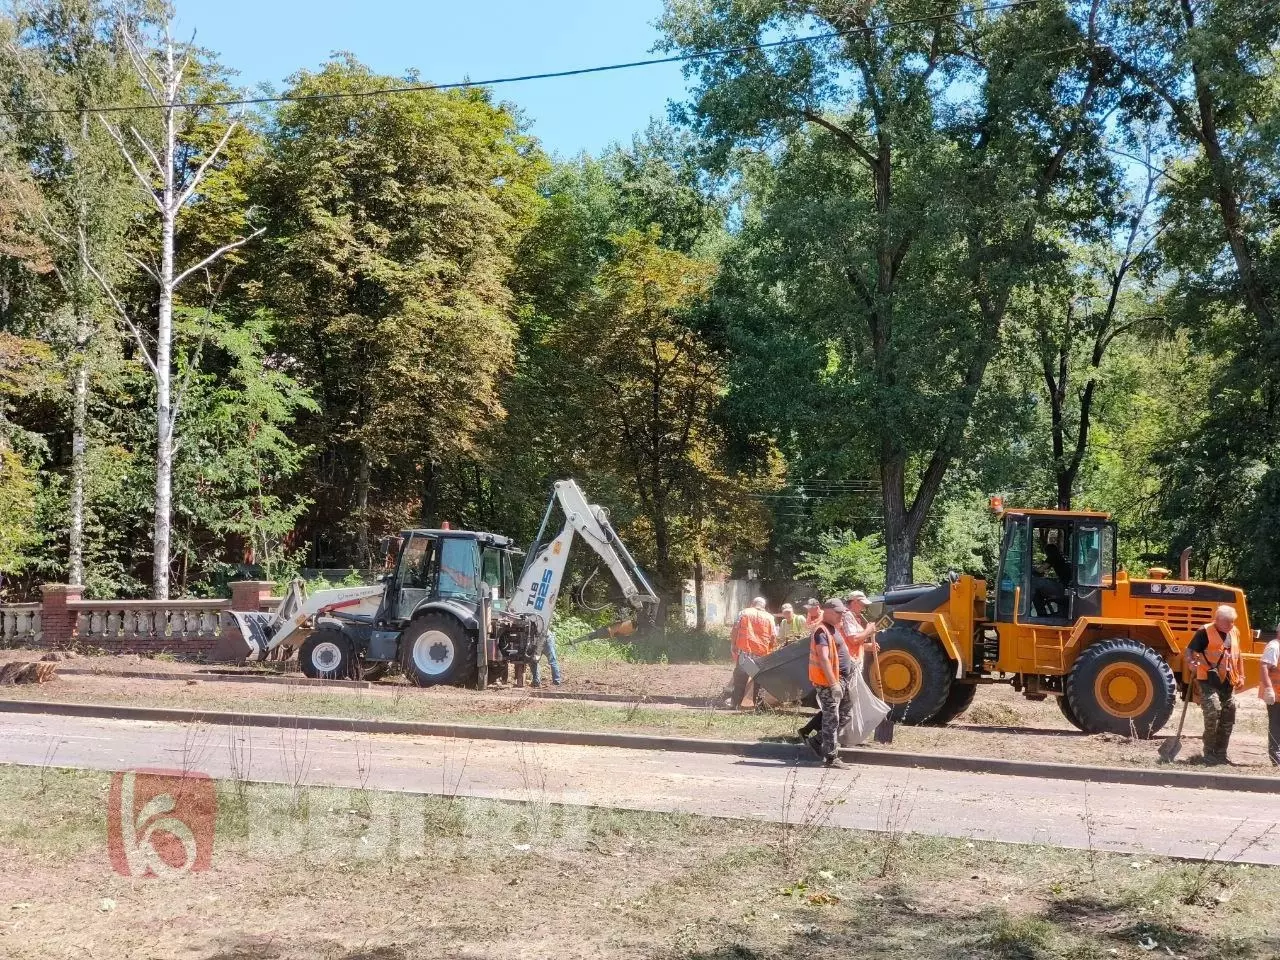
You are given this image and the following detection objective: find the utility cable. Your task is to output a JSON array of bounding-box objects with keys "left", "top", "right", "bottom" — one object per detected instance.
[{"left": 0, "top": 1, "right": 1038, "bottom": 117}]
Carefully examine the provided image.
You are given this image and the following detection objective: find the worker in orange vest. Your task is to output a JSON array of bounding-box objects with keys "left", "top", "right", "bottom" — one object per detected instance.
[
  {"left": 1260, "top": 623, "right": 1280, "bottom": 767},
  {"left": 729, "top": 597, "right": 776, "bottom": 709},
  {"left": 806, "top": 598, "right": 851, "bottom": 769},
  {"left": 1186, "top": 605, "right": 1246, "bottom": 765}
]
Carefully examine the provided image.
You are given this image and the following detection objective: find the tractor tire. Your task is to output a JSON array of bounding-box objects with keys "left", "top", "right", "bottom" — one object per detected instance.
[
  {"left": 925, "top": 681, "right": 978, "bottom": 727},
  {"left": 359, "top": 661, "right": 391, "bottom": 683},
  {"left": 1057, "top": 693, "right": 1085, "bottom": 731},
  {"left": 299, "top": 628, "right": 355, "bottom": 680},
  {"left": 400, "top": 613, "right": 477, "bottom": 688},
  {"left": 873, "top": 624, "right": 954, "bottom": 725},
  {"left": 1065, "top": 638, "right": 1177, "bottom": 738}
]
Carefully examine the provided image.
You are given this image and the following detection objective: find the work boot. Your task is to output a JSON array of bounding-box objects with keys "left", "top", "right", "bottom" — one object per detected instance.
[{"left": 823, "top": 756, "right": 851, "bottom": 770}]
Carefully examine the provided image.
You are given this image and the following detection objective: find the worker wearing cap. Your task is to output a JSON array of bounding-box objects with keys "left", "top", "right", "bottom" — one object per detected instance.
[
  {"left": 843, "top": 590, "right": 880, "bottom": 667},
  {"left": 777, "top": 603, "right": 807, "bottom": 646},
  {"left": 803, "top": 598, "right": 821, "bottom": 634},
  {"left": 1186, "top": 604, "right": 1246, "bottom": 765},
  {"left": 807, "top": 598, "right": 851, "bottom": 769},
  {"left": 1260, "top": 623, "right": 1280, "bottom": 767},
  {"left": 729, "top": 597, "right": 776, "bottom": 709}
]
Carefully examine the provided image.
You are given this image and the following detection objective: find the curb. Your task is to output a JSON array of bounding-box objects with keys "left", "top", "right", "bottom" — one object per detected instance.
[
  {"left": 54, "top": 665, "right": 720, "bottom": 708},
  {"left": 1, "top": 698, "right": 1275, "bottom": 793}
]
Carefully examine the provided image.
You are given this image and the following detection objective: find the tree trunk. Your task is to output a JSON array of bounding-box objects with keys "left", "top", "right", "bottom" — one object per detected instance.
[
  {"left": 693, "top": 500, "right": 706, "bottom": 632},
  {"left": 152, "top": 103, "right": 176, "bottom": 601},
  {"left": 881, "top": 454, "right": 914, "bottom": 588},
  {"left": 68, "top": 351, "right": 88, "bottom": 587},
  {"left": 355, "top": 450, "right": 372, "bottom": 568},
  {"left": 420, "top": 457, "right": 437, "bottom": 527}
]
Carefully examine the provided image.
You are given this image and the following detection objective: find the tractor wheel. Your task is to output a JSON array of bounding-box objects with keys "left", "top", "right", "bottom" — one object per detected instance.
[
  {"left": 873, "top": 625, "right": 954, "bottom": 725},
  {"left": 1065, "top": 638, "right": 1176, "bottom": 738},
  {"left": 400, "top": 613, "right": 477, "bottom": 688},
  {"left": 925, "top": 681, "right": 978, "bottom": 727},
  {"left": 1056, "top": 693, "right": 1085, "bottom": 731},
  {"left": 299, "top": 628, "right": 355, "bottom": 680},
  {"left": 359, "top": 661, "right": 391, "bottom": 683}
]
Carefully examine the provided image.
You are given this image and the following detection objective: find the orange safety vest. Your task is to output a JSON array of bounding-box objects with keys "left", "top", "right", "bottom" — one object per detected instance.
[
  {"left": 1195, "top": 623, "right": 1244, "bottom": 685},
  {"left": 809, "top": 624, "right": 841, "bottom": 687},
  {"left": 733, "top": 607, "right": 775, "bottom": 658}
]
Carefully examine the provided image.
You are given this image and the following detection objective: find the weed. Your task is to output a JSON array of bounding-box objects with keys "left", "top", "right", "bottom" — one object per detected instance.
[
  {"left": 983, "top": 911, "right": 1056, "bottom": 958},
  {"left": 1179, "top": 820, "right": 1277, "bottom": 905},
  {"left": 875, "top": 781, "right": 918, "bottom": 879}
]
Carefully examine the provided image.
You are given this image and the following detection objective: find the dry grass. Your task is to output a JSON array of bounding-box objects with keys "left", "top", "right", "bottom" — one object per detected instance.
[{"left": 0, "top": 765, "right": 1277, "bottom": 960}]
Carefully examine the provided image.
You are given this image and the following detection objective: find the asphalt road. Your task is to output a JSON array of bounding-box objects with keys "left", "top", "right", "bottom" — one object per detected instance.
[{"left": 4, "top": 711, "right": 1279, "bottom": 865}]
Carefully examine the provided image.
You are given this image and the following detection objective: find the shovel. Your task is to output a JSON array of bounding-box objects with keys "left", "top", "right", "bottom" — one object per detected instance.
[
  {"left": 1158, "top": 683, "right": 1192, "bottom": 763},
  {"left": 871, "top": 645, "right": 895, "bottom": 744}
]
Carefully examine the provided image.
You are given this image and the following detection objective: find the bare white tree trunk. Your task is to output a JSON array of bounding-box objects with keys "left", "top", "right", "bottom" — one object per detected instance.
[
  {"left": 82, "top": 21, "right": 262, "bottom": 599},
  {"left": 67, "top": 223, "right": 91, "bottom": 588}
]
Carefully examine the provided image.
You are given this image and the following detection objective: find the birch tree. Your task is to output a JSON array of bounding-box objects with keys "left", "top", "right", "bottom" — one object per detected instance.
[{"left": 86, "top": 15, "right": 261, "bottom": 598}]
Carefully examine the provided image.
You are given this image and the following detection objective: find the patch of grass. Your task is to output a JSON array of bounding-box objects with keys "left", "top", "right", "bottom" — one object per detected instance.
[
  {"left": 0, "top": 681, "right": 799, "bottom": 741},
  {"left": 1, "top": 765, "right": 1279, "bottom": 960}
]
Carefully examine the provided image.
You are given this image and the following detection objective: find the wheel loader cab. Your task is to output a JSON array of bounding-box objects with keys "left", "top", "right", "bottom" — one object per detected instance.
[{"left": 995, "top": 511, "right": 1116, "bottom": 627}]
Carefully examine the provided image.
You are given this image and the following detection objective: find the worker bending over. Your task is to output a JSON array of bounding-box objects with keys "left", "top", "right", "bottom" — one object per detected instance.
[
  {"left": 729, "top": 596, "right": 776, "bottom": 709},
  {"left": 808, "top": 599, "right": 851, "bottom": 769},
  {"left": 1261, "top": 625, "right": 1280, "bottom": 767},
  {"left": 1186, "top": 605, "right": 1246, "bottom": 765}
]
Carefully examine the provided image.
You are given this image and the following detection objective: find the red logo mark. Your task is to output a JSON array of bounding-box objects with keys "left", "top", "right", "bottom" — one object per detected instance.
[{"left": 107, "top": 769, "right": 216, "bottom": 877}]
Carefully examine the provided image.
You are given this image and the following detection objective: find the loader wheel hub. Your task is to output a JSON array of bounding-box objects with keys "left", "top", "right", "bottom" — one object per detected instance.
[
  {"left": 1094, "top": 663, "right": 1152, "bottom": 718},
  {"left": 312, "top": 642, "right": 343, "bottom": 673},
  {"left": 878, "top": 652, "right": 923, "bottom": 704},
  {"left": 411, "top": 630, "right": 455, "bottom": 677}
]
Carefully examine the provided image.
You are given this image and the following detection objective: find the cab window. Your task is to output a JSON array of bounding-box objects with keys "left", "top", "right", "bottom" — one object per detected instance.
[
  {"left": 397, "top": 535, "right": 435, "bottom": 589},
  {"left": 438, "top": 537, "right": 479, "bottom": 599},
  {"left": 1074, "top": 523, "right": 1114, "bottom": 588},
  {"left": 480, "top": 546, "right": 502, "bottom": 594},
  {"left": 997, "top": 520, "right": 1030, "bottom": 619}
]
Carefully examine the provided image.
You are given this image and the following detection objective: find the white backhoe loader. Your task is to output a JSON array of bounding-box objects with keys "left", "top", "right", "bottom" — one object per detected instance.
[{"left": 229, "top": 480, "right": 659, "bottom": 688}]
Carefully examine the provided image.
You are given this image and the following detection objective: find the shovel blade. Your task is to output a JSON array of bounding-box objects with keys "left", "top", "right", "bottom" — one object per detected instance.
[
  {"left": 1157, "top": 736, "right": 1182, "bottom": 763},
  {"left": 874, "top": 718, "right": 895, "bottom": 744}
]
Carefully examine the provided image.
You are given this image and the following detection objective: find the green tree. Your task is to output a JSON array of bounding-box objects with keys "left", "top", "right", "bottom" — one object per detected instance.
[
  {"left": 662, "top": 0, "right": 1119, "bottom": 585},
  {"left": 254, "top": 56, "right": 546, "bottom": 566}
]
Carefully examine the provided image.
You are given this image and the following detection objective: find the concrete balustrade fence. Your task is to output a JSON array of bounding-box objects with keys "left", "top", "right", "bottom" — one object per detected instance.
[{"left": 0, "top": 581, "right": 277, "bottom": 662}]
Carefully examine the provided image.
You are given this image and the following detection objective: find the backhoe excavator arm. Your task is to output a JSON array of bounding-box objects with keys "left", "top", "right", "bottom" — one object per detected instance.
[{"left": 508, "top": 479, "right": 659, "bottom": 639}]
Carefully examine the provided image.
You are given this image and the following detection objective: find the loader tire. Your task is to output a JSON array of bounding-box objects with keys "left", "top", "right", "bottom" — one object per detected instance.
[
  {"left": 400, "top": 613, "right": 477, "bottom": 688},
  {"left": 925, "top": 681, "right": 978, "bottom": 727},
  {"left": 1066, "top": 638, "right": 1176, "bottom": 738},
  {"left": 1056, "top": 693, "right": 1085, "bottom": 731},
  {"left": 873, "top": 624, "right": 953, "bottom": 725},
  {"left": 299, "top": 628, "right": 355, "bottom": 680}
]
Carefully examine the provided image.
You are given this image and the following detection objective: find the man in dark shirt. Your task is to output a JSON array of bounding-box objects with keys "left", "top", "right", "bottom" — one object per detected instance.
[{"left": 1186, "top": 605, "right": 1246, "bottom": 764}]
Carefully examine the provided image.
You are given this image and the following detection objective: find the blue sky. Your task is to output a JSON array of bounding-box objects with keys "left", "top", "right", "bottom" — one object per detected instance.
[{"left": 174, "top": 0, "right": 688, "bottom": 158}]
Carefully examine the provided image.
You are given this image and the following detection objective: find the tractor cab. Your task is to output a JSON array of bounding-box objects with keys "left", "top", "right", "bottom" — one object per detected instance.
[
  {"left": 377, "top": 529, "right": 520, "bottom": 627},
  {"left": 994, "top": 509, "right": 1117, "bottom": 626}
]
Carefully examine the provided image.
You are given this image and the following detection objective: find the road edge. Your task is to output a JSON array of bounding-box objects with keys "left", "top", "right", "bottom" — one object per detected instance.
[{"left": 0, "top": 697, "right": 1275, "bottom": 793}]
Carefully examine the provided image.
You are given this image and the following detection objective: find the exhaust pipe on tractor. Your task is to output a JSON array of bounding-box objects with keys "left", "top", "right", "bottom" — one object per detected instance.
[{"left": 1179, "top": 547, "right": 1192, "bottom": 581}]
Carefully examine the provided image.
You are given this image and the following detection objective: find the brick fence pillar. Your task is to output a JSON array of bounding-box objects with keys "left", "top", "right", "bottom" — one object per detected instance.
[
  {"left": 229, "top": 580, "right": 275, "bottom": 613},
  {"left": 39, "top": 583, "right": 84, "bottom": 649}
]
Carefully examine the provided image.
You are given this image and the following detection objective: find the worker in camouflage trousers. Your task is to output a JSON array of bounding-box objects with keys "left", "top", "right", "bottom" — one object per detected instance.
[
  {"left": 1260, "top": 625, "right": 1280, "bottom": 767},
  {"left": 806, "top": 598, "right": 851, "bottom": 769},
  {"left": 1186, "top": 605, "right": 1246, "bottom": 765}
]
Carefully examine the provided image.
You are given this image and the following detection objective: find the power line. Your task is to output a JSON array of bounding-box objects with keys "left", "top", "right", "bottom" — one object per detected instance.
[{"left": 0, "top": 1, "right": 1038, "bottom": 118}]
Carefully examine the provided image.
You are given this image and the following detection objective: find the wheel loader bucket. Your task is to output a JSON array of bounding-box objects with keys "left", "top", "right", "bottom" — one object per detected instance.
[{"left": 744, "top": 642, "right": 814, "bottom": 705}]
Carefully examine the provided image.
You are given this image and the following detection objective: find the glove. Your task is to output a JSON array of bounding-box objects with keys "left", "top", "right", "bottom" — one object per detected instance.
[{"left": 1265, "top": 688, "right": 1276, "bottom": 706}]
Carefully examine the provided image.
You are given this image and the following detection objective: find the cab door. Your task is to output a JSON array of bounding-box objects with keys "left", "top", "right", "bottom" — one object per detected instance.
[
  {"left": 390, "top": 533, "right": 438, "bottom": 622},
  {"left": 995, "top": 516, "right": 1031, "bottom": 622},
  {"left": 1067, "top": 520, "right": 1116, "bottom": 620}
]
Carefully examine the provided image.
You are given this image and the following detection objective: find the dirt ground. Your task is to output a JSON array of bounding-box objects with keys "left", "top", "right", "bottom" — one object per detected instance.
[
  {"left": 3, "top": 647, "right": 1277, "bottom": 775},
  {"left": 0, "top": 764, "right": 1277, "bottom": 960}
]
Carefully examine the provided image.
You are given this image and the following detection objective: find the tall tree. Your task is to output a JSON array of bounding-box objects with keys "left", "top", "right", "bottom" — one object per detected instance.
[
  {"left": 254, "top": 57, "right": 545, "bottom": 567},
  {"left": 3, "top": 0, "right": 143, "bottom": 586},
  {"left": 84, "top": 10, "right": 262, "bottom": 598},
  {"left": 663, "top": 0, "right": 1118, "bottom": 583}
]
